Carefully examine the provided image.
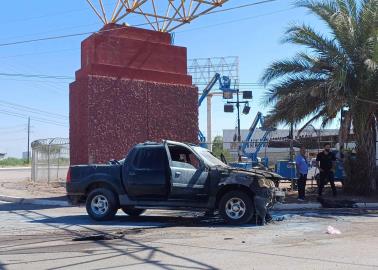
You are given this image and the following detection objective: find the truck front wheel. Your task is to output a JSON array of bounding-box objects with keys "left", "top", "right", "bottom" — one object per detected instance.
[
  {"left": 86, "top": 188, "right": 118, "bottom": 221},
  {"left": 121, "top": 207, "right": 146, "bottom": 217},
  {"left": 219, "top": 190, "right": 254, "bottom": 225}
]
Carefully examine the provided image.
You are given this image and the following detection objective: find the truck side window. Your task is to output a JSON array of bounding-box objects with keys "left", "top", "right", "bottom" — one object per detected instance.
[
  {"left": 133, "top": 148, "right": 166, "bottom": 170},
  {"left": 168, "top": 145, "right": 200, "bottom": 170}
]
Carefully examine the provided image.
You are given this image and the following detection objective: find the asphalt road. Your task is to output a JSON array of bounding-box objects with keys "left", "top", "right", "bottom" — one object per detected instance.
[{"left": 1, "top": 201, "right": 378, "bottom": 270}]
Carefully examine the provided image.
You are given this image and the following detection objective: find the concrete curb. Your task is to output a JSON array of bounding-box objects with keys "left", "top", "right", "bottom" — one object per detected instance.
[
  {"left": 273, "top": 202, "right": 378, "bottom": 210},
  {"left": 355, "top": 202, "right": 378, "bottom": 208},
  {"left": 0, "top": 195, "right": 70, "bottom": 207},
  {"left": 273, "top": 203, "right": 321, "bottom": 210}
]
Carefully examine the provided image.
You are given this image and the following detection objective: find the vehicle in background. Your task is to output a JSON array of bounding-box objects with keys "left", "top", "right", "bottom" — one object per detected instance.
[{"left": 67, "top": 140, "right": 284, "bottom": 225}]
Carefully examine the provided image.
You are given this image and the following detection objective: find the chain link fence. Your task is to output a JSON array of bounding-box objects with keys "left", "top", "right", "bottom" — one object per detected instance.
[{"left": 31, "top": 138, "right": 69, "bottom": 183}]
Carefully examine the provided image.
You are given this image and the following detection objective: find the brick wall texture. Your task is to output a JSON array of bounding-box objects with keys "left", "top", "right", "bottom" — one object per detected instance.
[{"left": 69, "top": 24, "right": 198, "bottom": 165}]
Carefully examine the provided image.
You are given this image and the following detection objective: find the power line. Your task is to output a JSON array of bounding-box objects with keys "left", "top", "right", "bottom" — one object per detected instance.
[
  {"left": 0, "top": 110, "right": 68, "bottom": 127},
  {"left": 0, "top": 124, "right": 26, "bottom": 130},
  {"left": 0, "top": 137, "right": 27, "bottom": 142},
  {"left": 0, "top": 0, "right": 283, "bottom": 47},
  {"left": 0, "top": 128, "right": 27, "bottom": 135},
  {"left": 208, "top": 0, "right": 277, "bottom": 14},
  {"left": 176, "top": 8, "right": 294, "bottom": 34},
  {"left": 2, "top": 62, "right": 69, "bottom": 95},
  {"left": 0, "top": 100, "right": 68, "bottom": 119},
  {"left": 0, "top": 72, "right": 73, "bottom": 80},
  {"left": 0, "top": 48, "right": 79, "bottom": 60},
  {"left": 1, "top": 7, "right": 91, "bottom": 25},
  {"left": 0, "top": 78, "right": 70, "bottom": 84}
]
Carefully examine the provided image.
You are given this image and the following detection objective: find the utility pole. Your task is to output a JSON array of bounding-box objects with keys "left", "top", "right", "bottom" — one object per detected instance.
[
  {"left": 207, "top": 94, "right": 212, "bottom": 151},
  {"left": 226, "top": 88, "right": 248, "bottom": 162},
  {"left": 236, "top": 88, "right": 242, "bottom": 162},
  {"left": 27, "top": 117, "right": 30, "bottom": 163}
]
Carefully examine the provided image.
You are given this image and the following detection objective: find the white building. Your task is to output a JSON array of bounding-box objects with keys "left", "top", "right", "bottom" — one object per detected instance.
[{"left": 222, "top": 129, "right": 339, "bottom": 164}]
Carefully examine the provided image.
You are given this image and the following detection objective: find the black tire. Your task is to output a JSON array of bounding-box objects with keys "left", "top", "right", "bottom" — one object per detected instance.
[
  {"left": 86, "top": 188, "right": 118, "bottom": 221},
  {"left": 121, "top": 207, "right": 146, "bottom": 217},
  {"left": 219, "top": 190, "right": 254, "bottom": 225}
]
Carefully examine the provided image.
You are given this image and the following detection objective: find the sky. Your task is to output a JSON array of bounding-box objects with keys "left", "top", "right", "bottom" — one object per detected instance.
[{"left": 0, "top": 0, "right": 331, "bottom": 157}]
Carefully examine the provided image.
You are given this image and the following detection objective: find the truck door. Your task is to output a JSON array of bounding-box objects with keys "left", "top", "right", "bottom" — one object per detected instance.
[
  {"left": 124, "top": 146, "right": 169, "bottom": 199},
  {"left": 167, "top": 144, "right": 209, "bottom": 199}
]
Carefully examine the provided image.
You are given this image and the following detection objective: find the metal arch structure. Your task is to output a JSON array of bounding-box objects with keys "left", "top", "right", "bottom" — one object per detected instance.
[
  {"left": 188, "top": 56, "right": 239, "bottom": 88},
  {"left": 85, "top": 0, "right": 230, "bottom": 32}
]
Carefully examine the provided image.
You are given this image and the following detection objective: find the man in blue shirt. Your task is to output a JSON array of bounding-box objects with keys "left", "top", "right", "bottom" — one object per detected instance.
[{"left": 295, "top": 146, "right": 309, "bottom": 201}]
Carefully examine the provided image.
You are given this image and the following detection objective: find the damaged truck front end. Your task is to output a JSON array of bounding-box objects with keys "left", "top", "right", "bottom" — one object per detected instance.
[{"left": 215, "top": 168, "right": 285, "bottom": 224}]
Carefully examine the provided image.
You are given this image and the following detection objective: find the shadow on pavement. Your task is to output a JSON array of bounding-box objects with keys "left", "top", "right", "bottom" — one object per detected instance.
[
  {"left": 2, "top": 207, "right": 221, "bottom": 270},
  {"left": 2, "top": 206, "right": 378, "bottom": 269},
  {"left": 26, "top": 210, "right": 258, "bottom": 228},
  {"left": 0, "top": 201, "right": 60, "bottom": 211},
  {"left": 3, "top": 207, "right": 378, "bottom": 269}
]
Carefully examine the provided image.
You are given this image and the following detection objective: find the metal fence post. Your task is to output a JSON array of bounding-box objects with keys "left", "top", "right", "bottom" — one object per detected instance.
[{"left": 47, "top": 143, "right": 51, "bottom": 184}]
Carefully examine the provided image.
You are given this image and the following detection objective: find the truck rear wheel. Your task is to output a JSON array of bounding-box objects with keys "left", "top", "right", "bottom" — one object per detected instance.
[
  {"left": 121, "top": 207, "right": 146, "bottom": 217},
  {"left": 86, "top": 188, "right": 118, "bottom": 221},
  {"left": 219, "top": 190, "right": 254, "bottom": 225}
]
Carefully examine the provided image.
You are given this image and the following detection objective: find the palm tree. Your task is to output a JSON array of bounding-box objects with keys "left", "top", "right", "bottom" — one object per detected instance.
[{"left": 261, "top": 0, "right": 377, "bottom": 194}]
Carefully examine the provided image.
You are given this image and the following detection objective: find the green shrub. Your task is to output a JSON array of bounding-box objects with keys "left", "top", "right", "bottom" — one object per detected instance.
[{"left": 0, "top": 158, "right": 30, "bottom": 167}]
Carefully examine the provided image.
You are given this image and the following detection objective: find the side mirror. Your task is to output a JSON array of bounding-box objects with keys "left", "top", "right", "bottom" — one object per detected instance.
[{"left": 220, "top": 153, "right": 228, "bottom": 164}]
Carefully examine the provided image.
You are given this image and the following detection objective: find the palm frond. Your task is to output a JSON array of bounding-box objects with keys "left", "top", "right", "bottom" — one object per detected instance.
[
  {"left": 296, "top": 0, "right": 357, "bottom": 59},
  {"left": 283, "top": 24, "right": 345, "bottom": 59}
]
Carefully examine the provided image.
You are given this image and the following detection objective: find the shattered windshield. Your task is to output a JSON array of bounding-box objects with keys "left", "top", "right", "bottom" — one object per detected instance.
[{"left": 192, "top": 146, "right": 228, "bottom": 168}]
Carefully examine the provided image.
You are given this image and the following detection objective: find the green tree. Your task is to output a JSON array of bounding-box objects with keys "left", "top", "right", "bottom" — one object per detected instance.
[
  {"left": 212, "top": 136, "right": 233, "bottom": 161},
  {"left": 261, "top": 0, "right": 377, "bottom": 194}
]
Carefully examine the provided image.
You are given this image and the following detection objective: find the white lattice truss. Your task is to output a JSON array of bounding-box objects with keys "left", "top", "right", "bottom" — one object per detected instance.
[
  {"left": 86, "top": 0, "right": 230, "bottom": 32},
  {"left": 188, "top": 56, "right": 239, "bottom": 87}
]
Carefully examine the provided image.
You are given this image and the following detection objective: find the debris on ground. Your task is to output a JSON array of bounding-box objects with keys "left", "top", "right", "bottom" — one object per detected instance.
[
  {"left": 318, "top": 198, "right": 357, "bottom": 208},
  {"left": 272, "top": 214, "right": 293, "bottom": 222},
  {"left": 327, "top": 226, "right": 341, "bottom": 235},
  {"left": 72, "top": 234, "right": 118, "bottom": 241},
  {"left": 272, "top": 215, "right": 286, "bottom": 222}
]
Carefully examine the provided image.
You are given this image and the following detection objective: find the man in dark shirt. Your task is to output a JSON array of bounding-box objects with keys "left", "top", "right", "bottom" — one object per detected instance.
[{"left": 316, "top": 143, "right": 337, "bottom": 197}]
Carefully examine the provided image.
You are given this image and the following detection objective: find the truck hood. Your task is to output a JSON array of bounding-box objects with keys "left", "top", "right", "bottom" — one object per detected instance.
[
  {"left": 226, "top": 168, "right": 275, "bottom": 189},
  {"left": 250, "top": 168, "right": 283, "bottom": 179}
]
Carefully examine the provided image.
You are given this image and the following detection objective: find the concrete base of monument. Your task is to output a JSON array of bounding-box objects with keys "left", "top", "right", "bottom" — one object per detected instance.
[{"left": 69, "top": 24, "right": 198, "bottom": 165}]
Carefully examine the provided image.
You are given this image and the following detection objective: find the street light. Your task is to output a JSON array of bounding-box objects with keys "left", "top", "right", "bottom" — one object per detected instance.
[
  {"left": 242, "top": 103, "right": 251, "bottom": 115},
  {"left": 224, "top": 104, "right": 234, "bottom": 113}
]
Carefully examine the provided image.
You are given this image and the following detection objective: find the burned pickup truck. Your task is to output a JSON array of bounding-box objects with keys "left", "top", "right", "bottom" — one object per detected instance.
[{"left": 66, "top": 140, "right": 284, "bottom": 225}]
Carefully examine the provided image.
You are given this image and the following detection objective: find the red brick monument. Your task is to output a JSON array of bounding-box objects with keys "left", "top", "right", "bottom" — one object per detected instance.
[
  {"left": 69, "top": 24, "right": 198, "bottom": 164},
  {"left": 69, "top": 1, "right": 229, "bottom": 165}
]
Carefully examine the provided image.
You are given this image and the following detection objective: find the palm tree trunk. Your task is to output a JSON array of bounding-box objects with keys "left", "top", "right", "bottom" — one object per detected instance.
[
  {"left": 348, "top": 106, "right": 377, "bottom": 195},
  {"left": 338, "top": 110, "right": 352, "bottom": 146}
]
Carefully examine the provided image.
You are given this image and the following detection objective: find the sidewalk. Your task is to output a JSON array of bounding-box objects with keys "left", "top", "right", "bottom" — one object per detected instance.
[
  {"left": 0, "top": 168, "right": 68, "bottom": 206},
  {"left": 273, "top": 181, "right": 378, "bottom": 210}
]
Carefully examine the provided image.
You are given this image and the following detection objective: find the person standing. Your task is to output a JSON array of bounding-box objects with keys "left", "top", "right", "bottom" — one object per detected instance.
[
  {"left": 316, "top": 143, "right": 337, "bottom": 197},
  {"left": 295, "top": 146, "right": 308, "bottom": 201}
]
